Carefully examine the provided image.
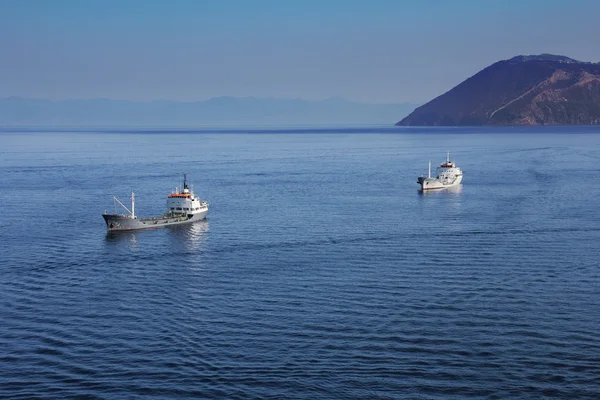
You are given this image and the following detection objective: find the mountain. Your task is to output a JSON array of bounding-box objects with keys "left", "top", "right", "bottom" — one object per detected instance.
[
  {"left": 0, "top": 96, "right": 418, "bottom": 126},
  {"left": 396, "top": 54, "right": 600, "bottom": 126}
]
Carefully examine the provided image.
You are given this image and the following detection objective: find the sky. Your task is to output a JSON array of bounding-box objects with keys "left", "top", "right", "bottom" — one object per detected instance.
[{"left": 1, "top": 0, "right": 599, "bottom": 104}]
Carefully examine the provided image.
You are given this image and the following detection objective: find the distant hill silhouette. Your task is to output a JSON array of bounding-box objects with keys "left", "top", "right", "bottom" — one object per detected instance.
[
  {"left": 0, "top": 96, "right": 418, "bottom": 126},
  {"left": 397, "top": 54, "right": 600, "bottom": 126}
]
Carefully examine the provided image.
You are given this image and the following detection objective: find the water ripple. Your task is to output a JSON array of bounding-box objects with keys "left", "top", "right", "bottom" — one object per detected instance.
[{"left": 2, "top": 131, "right": 600, "bottom": 398}]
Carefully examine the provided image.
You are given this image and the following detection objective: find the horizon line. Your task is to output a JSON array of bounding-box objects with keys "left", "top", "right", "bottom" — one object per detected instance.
[{"left": 0, "top": 95, "right": 420, "bottom": 106}]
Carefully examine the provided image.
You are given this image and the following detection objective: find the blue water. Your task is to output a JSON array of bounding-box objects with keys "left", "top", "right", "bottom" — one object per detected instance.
[{"left": 1, "top": 126, "right": 600, "bottom": 399}]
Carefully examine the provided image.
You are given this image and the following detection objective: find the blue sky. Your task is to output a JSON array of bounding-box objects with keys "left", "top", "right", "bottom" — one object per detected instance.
[{"left": 1, "top": 0, "right": 599, "bottom": 103}]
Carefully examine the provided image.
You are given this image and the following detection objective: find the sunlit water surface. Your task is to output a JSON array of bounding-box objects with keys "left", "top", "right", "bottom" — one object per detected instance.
[{"left": 1, "top": 126, "right": 599, "bottom": 399}]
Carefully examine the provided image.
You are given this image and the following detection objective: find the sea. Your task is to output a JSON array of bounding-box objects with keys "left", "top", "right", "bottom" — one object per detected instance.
[{"left": 1, "top": 126, "right": 599, "bottom": 399}]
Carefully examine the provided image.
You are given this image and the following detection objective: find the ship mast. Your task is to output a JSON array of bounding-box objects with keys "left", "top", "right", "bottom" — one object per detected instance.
[
  {"left": 428, "top": 160, "right": 431, "bottom": 178},
  {"left": 131, "top": 192, "right": 135, "bottom": 218},
  {"left": 447, "top": 152, "right": 450, "bottom": 163},
  {"left": 113, "top": 194, "right": 134, "bottom": 217}
]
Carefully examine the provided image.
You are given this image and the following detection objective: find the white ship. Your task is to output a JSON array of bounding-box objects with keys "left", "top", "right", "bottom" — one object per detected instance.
[
  {"left": 417, "top": 153, "right": 463, "bottom": 191},
  {"left": 102, "top": 174, "right": 208, "bottom": 232}
]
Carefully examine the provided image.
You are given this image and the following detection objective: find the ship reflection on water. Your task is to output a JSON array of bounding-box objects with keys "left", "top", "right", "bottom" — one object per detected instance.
[
  {"left": 104, "top": 220, "right": 210, "bottom": 253},
  {"left": 104, "top": 229, "right": 139, "bottom": 246},
  {"left": 168, "top": 220, "right": 210, "bottom": 252}
]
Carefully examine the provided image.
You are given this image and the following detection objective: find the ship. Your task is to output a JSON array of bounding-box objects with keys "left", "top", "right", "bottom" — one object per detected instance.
[
  {"left": 417, "top": 153, "right": 463, "bottom": 191},
  {"left": 102, "top": 174, "right": 208, "bottom": 232}
]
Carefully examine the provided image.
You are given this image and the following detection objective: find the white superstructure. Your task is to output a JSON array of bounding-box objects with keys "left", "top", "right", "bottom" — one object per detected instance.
[
  {"left": 166, "top": 174, "right": 208, "bottom": 216},
  {"left": 417, "top": 153, "right": 463, "bottom": 191}
]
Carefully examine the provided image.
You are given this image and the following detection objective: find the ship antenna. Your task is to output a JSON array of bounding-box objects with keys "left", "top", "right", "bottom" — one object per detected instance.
[{"left": 183, "top": 173, "right": 188, "bottom": 190}]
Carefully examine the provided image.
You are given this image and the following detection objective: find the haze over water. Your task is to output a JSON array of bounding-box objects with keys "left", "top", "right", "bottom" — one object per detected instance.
[{"left": 1, "top": 126, "right": 600, "bottom": 399}]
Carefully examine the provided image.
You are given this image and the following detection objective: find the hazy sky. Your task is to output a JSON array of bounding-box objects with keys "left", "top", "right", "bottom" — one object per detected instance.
[{"left": 1, "top": 0, "right": 599, "bottom": 103}]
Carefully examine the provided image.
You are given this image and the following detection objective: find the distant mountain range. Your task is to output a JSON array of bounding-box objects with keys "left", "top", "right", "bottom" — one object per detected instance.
[
  {"left": 0, "top": 96, "right": 418, "bottom": 126},
  {"left": 397, "top": 54, "right": 600, "bottom": 126}
]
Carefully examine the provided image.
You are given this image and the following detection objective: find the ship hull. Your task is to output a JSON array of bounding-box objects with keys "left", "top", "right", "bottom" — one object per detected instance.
[
  {"left": 418, "top": 175, "right": 463, "bottom": 191},
  {"left": 102, "top": 211, "right": 208, "bottom": 232}
]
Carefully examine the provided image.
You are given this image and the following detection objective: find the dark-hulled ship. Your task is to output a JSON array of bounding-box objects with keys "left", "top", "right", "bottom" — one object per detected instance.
[{"left": 102, "top": 174, "right": 208, "bottom": 232}]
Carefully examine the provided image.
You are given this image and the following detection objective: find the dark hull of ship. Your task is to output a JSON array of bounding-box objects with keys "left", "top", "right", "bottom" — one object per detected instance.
[{"left": 102, "top": 211, "right": 208, "bottom": 232}]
